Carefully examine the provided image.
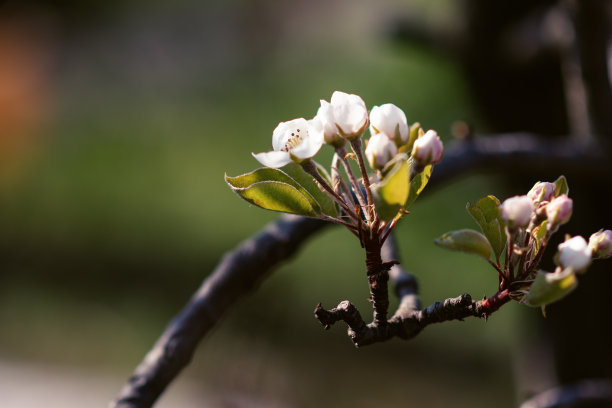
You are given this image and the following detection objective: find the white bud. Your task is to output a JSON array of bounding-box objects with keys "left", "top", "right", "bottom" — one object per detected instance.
[
  {"left": 365, "top": 133, "right": 398, "bottom": 170},
  {"left": 369, "top": 103, "right": 409, "bottom": 146},
  {"left": 588, "top": 229, "right": 612, "bottom": 259},
  {"left": 527, "top": 181, "right": 556, "bottom": 204},
  {"left": 558, "top": 235, "right": 591, "bottom": 272},
  {"left": 411, "top": 129, "right": 443, "bottom": 166},
  {"left": 546, "top": 195, "right": 573, "bottom": 227},
  {"left": 324, "top": 91, "right": 369, "bottom": 140},
  {"left": 500, "top": 195, "right": 534, "bottom": 228}
]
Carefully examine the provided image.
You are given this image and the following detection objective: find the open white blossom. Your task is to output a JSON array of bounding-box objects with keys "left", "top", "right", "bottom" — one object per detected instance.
[
  {"left": 500, "top": 195, "right": 534, "bottom": 228},
  {"left": 558, "top": 236, "right": 591, "bottom": 272},
  {"left": 317, "top": 91, "right": 368, "bottom": 140},
  {"left": 369, "top": 103, "right": 409, "bottom": 146},
  {"left": 365, "top": 133, "right": 398, "bottom": 170},
  {"left": 252, "top": 117, "right": 324, "bottom": 168}
]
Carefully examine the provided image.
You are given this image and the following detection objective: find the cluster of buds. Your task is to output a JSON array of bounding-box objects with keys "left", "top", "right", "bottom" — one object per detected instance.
[
  {"left": 436, "top": 176, "right": 611, "bottom": 309},
  {"left": 229, "top": 91, "right": 445, "bottom": 245}
]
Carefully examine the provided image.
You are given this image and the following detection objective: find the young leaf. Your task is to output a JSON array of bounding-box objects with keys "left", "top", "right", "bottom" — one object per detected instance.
[
  {"left": 531, "top": 220, "right": 548, "bottom": 256},
  {"left": 228, "top": 180, "right": 320, "bottom": 217},
  {"left": 372, "top": 156, "right": 409, "bottom": 221},
  {"left": 466, "top": 195, "right": 507, "bottom": 261},
  {"left": 282, "top": 163, "right": 337, "bottom": 217},
  {"left": 434, "top": 229, "right": 493, "bottom": 259},
  {"left": 404, "top": 159, "right": 433, "bottom": 209},
  {"left": 226, "top": 168, "right": 322, "bottom": 216},
  {"left": 522, "top": 269, "right": 577, "bottom": 307},
  {"left": 553, "top": 175, "right": 569, "bottom": 197}
]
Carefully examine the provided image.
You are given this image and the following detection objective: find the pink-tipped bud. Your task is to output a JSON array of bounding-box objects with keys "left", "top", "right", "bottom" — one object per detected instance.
[
  {"left": 588, "top": 229, "right": 612, "bottom": 259},
  {"left": 546, "top": 195, "right": 573, "bottom": 228},
  {"left": 528, "top": 181, "right": 556, "bottom": 204},
  {"left": 411, "top": 129, "right": 443, "bottom": 166},
  {"left": 500, "top": 195, "right": 534, "bottom": 229},
  {"left": 558, "top": 235, "right": 591, "bottom": 272},
  {"left": 365, "top": 133, "right": 398, "bottom": 170}
]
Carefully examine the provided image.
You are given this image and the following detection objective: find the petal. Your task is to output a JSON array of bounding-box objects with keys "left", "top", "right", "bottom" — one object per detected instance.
[
  {"left": 330, "top": 91, "right": 368, "bottom": 135},
  {"left": 272, "top": 118, "right": 308, "bottom": 151},
  {"left": 252, "top": 150, "right": 292, "bottom": 168},
  {"left": 291, "top": 120, "right": 324, "bottom": 160}
]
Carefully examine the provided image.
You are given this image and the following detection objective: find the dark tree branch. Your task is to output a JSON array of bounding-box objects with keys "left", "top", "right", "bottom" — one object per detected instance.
[
  {"left": 112, "top": 132, "right": 607, "bottom": 408},
  {"left": 110, "top": 215, "right": 329, "bottom": 408},
  {"left": 314, "top": 233, "right": 511, "bottom": 347},
  {"left": 519, "top": 379, "right": 612, "bottom": 408}
]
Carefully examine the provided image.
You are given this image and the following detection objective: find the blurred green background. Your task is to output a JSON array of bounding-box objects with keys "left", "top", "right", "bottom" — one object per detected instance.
[{"left": 0, "top": 0, "right": 550, "bottom": 406}]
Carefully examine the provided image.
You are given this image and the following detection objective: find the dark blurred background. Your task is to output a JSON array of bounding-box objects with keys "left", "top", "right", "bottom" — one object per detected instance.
[{"left": 0, "top": 0, "right": 610, "bottom": 407}]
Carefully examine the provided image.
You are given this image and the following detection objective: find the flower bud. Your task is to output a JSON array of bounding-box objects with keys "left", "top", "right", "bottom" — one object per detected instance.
[
  {"left": 369, "top": 103, "right": 409, "bottom": 146},
  {"left": 557, "top": 235, "right": 591, "bottom": 272},
  {"left": 500, "top": 195, "right": 534, "bottom": 228},
  {"left": 323, "top": 91, "right": 368, "bottom": 140},
  {"left": 316, "top": 100, "right": 345, "bottom": 147},
  {"left": 546, "top": 195, "right": 573, "bottom": 228},
  {"left": 527, "top": 181, "right": 556, "bottom": 204},
  {"left": 365, "top": 133, "right": 398, "bottom": 170},
  {"left": 588, "top": 229, "right": 612, "bottom": 259},
  {"left": 411, "top": 129, "right": 443, "bottom": 166}
]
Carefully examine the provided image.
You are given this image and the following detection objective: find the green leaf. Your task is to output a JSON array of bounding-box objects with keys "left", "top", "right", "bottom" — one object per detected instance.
[
  {"left": 522, "top": 269, "right": 577, "bottom": 307},
  {"left": 531, "top": 220, "right": 548, "bottom": 256},
  {"left": 397, "top": 123, "right": 421, "bottom": 154},
  {"left": 225, "top": 168, "right": 322, "bottom": 216},
  {"left": 228, "top": 180, "right": 320, "bottom": 216},
  {"left": 282, "top": 163, "right": 337, "bottom": 217},
  {"left": 403, "top": 159, "right": 433, "bottom": 209},
  {"left": 554, "top": 175, "right": 569, "bottom": 197},
  {"left": 373, "top": 156, "right": 409, "bottom": 221},
  {"left": 434, "top": 229, "right": 493, "bottom": 259},
  {"left": 466, "top": 195, "right": 507, "bottom": 261}
]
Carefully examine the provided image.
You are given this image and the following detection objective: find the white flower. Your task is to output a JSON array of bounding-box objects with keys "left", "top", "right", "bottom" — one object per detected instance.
[
  {"left": 369, "top": 103, "right": 409, "bottom": 146},
  {"left": 500, "top": 195, "right": 534, "bottom": 228},
  {"left": 588, "top": 229, "right": 612, "bottom": 259},
  {"left": 252, "top": 117, "right": 324, "bottom": 168},
  {"left": 527, "top": 181, "right": 556, "bottom": 204},
  {"left": 558, "top": 236, "right": 591, "bottom": 272},
  {"left": 365, "top": 133, "right": 398, "bottom": 170},
  {"left": 411, "top": 129, "right": 443, "bottom": 166},
  {"left": 318, "top": 91, "right": 368, "bottom": 140}
]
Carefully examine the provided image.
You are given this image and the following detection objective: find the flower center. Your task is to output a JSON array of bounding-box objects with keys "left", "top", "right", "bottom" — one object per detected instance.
[{"left": 280, "top": 128, "right": 304, "bottom": 152}]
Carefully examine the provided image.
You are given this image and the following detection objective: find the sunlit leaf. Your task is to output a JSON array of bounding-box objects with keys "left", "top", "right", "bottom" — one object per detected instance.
[
  {"left": 554, "top": 175, "right": 569, "bottom": 197},
  {"left": 373, "top": 156, "right": 409, "bottom": 221},
  {"left": 225, "top": 168, "right": 322, "bottom": 216},
  {"left": 466, "top": 195, "right": 507, "bottom": 261},
  {"left": 282, "top": 163, "right": 337, "bottom": 217},
  {"left": 522, "top": 268, "right": 577, "bottom": 307},
  {"left": 434, "top": 229, "right": 493, "bottom": 259},
  {"left": 404, "top": 159, "right": 433, "bottom": 209}
]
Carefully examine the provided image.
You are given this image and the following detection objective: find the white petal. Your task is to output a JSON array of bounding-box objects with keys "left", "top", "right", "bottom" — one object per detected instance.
[
  {"left": 291, "top": 119, "right": 324, "bottom": 160},
  {"left": 272, "top": 118, "right": 308, "bottom": 152},
  {"left": 252, "top": 150, "right": 292, "bottom": 168},
  {"left": 330, "top": 91, "right": 368, "bottom": 135}
]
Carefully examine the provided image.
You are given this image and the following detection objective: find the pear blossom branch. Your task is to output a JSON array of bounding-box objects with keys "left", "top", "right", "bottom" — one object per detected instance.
[{"left": 112, "top": 131, "right": 604, "bottom": 408}]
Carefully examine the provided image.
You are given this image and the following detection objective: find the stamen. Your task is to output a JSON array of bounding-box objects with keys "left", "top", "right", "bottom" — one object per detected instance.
[{"left": 281, "top": 129, "right": 305, "bottom": 152}]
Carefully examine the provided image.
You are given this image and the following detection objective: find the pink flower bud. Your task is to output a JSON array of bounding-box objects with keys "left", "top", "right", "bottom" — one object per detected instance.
[
  {"left": 546, "top": 195, "right": 573, "bottom": 227},
  {"left": 365, "top": 133, "right": 398, "bottom": 170},
  {"left": 588, "top": 229, "right": 612, "bottom": 259},
  {"left": 500, "top": 195, "right": 534, "bottom": 228},
  {"left": 558, "top": 235, "right": 591, "bottom": 272},
  {"left": 411, "top": 129, "right": 443, "bottom": 166},
  {"left": 527, "top": 181, "right": 556, "bottom": 204}
]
